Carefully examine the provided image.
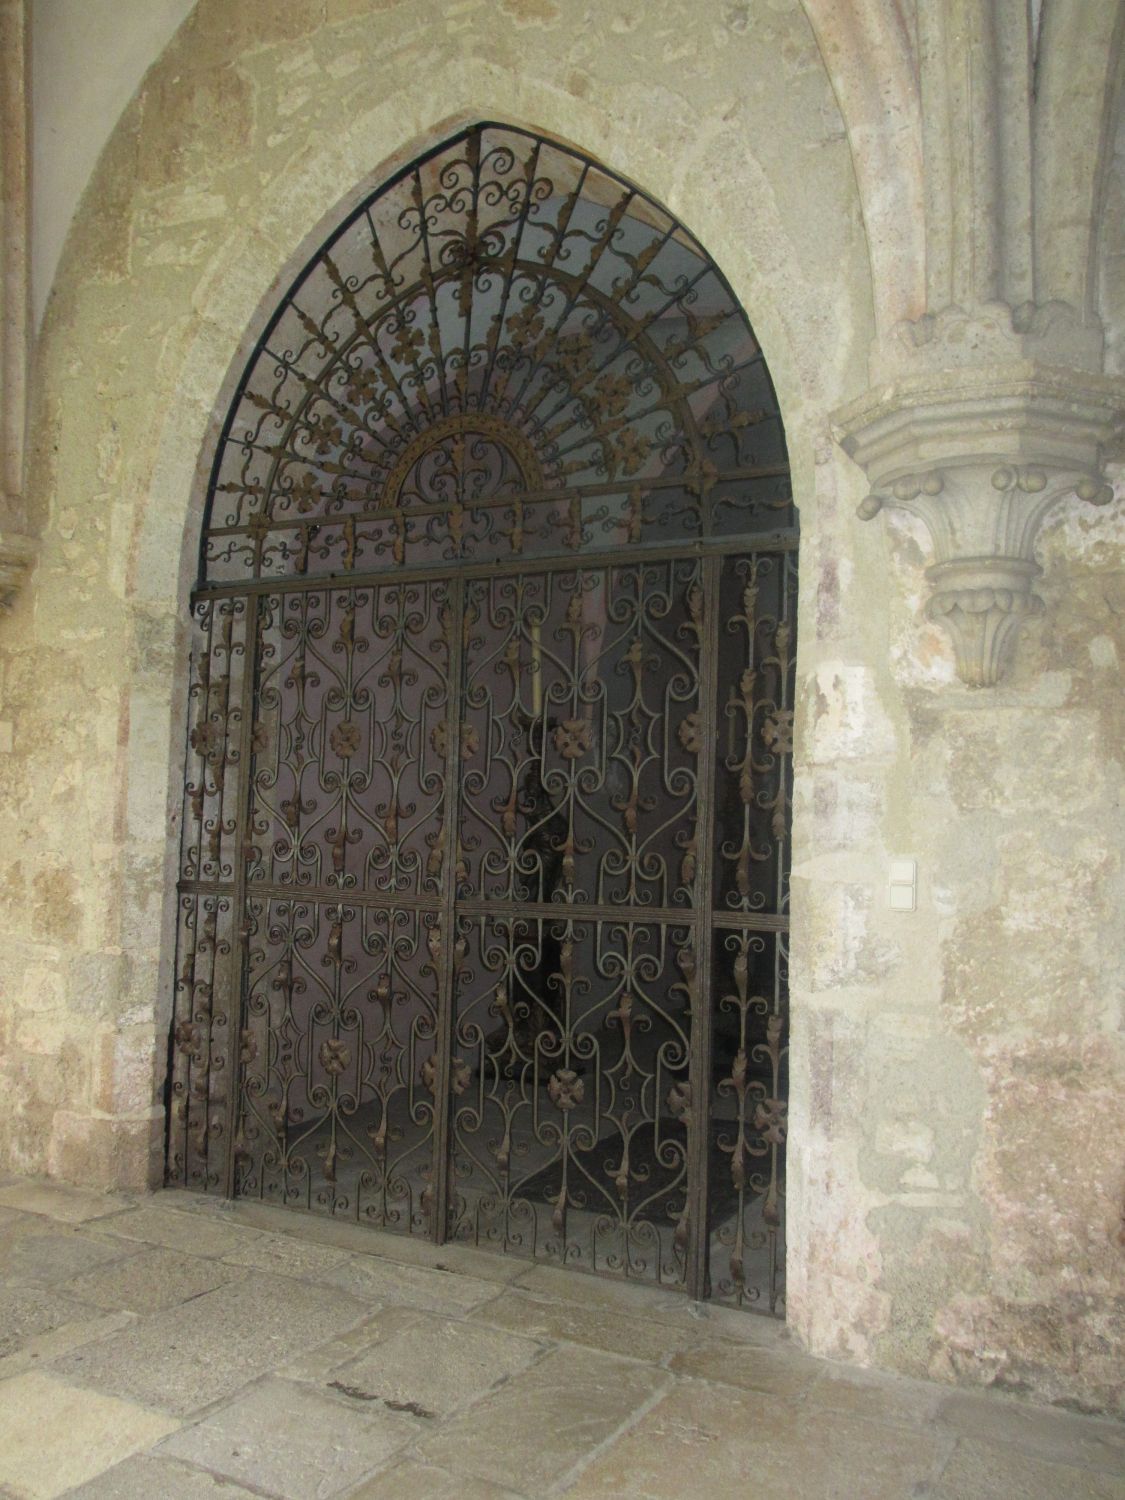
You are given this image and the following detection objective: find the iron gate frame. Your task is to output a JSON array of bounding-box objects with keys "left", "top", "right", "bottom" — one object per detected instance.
[{"left": 165, "top": 121, "right": 796, "bottom": 1313}]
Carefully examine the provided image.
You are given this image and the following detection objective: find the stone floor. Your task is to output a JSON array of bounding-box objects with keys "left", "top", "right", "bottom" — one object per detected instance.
[{"left": 0, "top": 1180, "right": 1120, "bottom": 1500}]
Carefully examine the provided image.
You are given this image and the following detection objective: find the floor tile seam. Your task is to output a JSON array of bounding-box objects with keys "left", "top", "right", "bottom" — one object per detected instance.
[
  {"left": 787, "top": 1367, "right": 945, "bottom": 1431},
  {"left": 218, "top": 1250, "right": 363, "bottom": 1280},
  {"left": 922, "top": 1426, "right": 961, "bottom": 1489},
  {"left": 9, "top": 1226, "right": 153, "bottom": 1268},
  {"left": 211, "top": 1366, "right": 441, "bottom": 1435},
  {"left": 85, "top": 1232, "right": 263, "bottom": 1263},
  {"left": 134, "top": 1446, "right": 290, "bottom": 1499},
  {"left": 47, "top": 1264, "right": 255, "bottom": 1320},
  {"left": 0, "top": 1362, "right": 190, "bottom": 1427},
  {"left": 930, "top": 1414, "right": 1125, "bottom": 1471},
  {"left": 542, "top": 1366, "right": 677, "bottom": 1499},
  {"left": 343, "top": 1455, "right": 534, "bottom": 1500},
  {"left": 460, "top": 1291, "right": 687, "bottom": 1366},
  {"left": 0, "top": 1309, "right": 142, "bottom": 1373},
  {"left": 182, "top": 1201, "right": 527, "bottom": 1280},
  {"left": 147, "top": 1364, "right": 297, "bottom": 1427},
  {"left": 316, "top": 1321, "right": 564, "bottom": 1428},
  {"left": 934, "top": 1391, "right": 1125, "bottom": 1438},
  {"left": 937, "top": 1433, "right": 1125, "bottom": 1479}
]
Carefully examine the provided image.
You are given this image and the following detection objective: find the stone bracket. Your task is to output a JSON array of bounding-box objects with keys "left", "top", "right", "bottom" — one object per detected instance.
[{"left": 832, "top": 364, "right": 1122, "bottom": 685}]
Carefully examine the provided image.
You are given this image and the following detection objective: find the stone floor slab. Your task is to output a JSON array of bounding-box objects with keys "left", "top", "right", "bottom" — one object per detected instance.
[
  {"left": 157, "top": 1377, "right": 420, "bottom": 1498},
  {"left": 0, "top": 1223, "right": 140, "bottom": 1289},
  {"left": 207, "top": 1199, "right": 527, "bottom": 1285},
  {"left": 936, "top": 1389, "right": 1125, "bottom": 1476},
  {"left": 0, "top": 1307, "right": 134, "bottom": 1380},
  {"left": 64, "top": 1454, "right": 263, "bottom": 1499},
  {"left": 559, "top": 1378, "right": 941, "bottom": 1500},
  {"left": 0, "top": 1371, "right": 178, "bottom": 1499},
  {"left": 52, "top": 1272, "right": 371, "bottom": 1416},
  {"left": 0, "top": 1286, "right": 98, "bottom": 1359},
  {"left": 59, "top": 1246, "right": 244, "bottom": 1314},
  {"left": 0, "top": 1180, "right": 1117, "bottom": 1500},
  {"left": 277, "top": 1308, "right": 418, "bottom": 1385},
  {"left": 345, "top": 1458, "right": 528, "bottom": 1499},
  {"left": 92, "top": 1204, "right": 264, "bottom": 1260},
  {"left": 930, "top": 1437, "right": 1125, "bottom": 1500},
  {"left": 416, "top": 1344, "right": 669, "bottom": 1494},
  {"left": 802, "top": 1360, "right": 946, "bottom": 1429},
  {"left": 332, "top": 1309, "right": 546, "bottom": 1418},
  {"left": 512, "top": 1264, "right": 688, "bottom": 1324},
  {"left": 0, "top": 1183, "right": 134, "bottom": 1226},
  {"left": 319, "top": 1255, "right": 505, "bottom": 1316},
  {"left": 469, "top": 1287, "right": 692, "bottom": 1363},
  {"left": 669, "top": 1336, "right": 825, "bottom": 1398},
  {"left": 219, "top": 1231, "right": 356, "bottom": 1280}
]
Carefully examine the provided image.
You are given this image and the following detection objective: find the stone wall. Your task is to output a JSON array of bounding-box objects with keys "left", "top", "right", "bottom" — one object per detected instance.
[{"left": 0, "top": 0, "right": 1121, "bottom": 1416}]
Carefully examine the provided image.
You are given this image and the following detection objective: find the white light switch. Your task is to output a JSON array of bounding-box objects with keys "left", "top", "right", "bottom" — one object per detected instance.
[{"left": 889, "top": 857, "right": 916, "bottom": 911}]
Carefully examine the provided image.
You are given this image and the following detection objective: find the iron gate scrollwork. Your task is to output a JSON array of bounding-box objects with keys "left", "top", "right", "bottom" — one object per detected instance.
[{"left": 166, "top": 123, "right": 797, "bottom": 1312}]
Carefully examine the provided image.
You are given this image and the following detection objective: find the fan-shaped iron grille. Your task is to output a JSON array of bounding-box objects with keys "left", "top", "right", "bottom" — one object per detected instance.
[{"left": 169, "top": 124, "right": 796, "bottom": 1313}]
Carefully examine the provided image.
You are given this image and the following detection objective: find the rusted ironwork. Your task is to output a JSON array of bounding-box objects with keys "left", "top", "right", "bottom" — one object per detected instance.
[{"left": 166, "top": 123, "right": 796, "bottom": 1314}]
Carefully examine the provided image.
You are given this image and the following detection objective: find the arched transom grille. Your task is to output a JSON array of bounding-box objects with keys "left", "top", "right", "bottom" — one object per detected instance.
[{"left": 201, "top": 124, "right": 791, "bottom": 583}]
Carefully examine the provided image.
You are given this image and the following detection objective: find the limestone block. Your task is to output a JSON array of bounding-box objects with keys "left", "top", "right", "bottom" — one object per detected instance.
[{"left": 46, "top": 1113, "right": 162, "bottom": 1193}]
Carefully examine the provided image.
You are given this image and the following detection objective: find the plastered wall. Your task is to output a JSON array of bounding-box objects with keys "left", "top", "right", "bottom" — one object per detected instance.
[
  {"left": 30, "top": 0, "right": 196, "bottom": 329},
  {"left": 1, "top": 0, "right": 1122, "bottom": 1416}
]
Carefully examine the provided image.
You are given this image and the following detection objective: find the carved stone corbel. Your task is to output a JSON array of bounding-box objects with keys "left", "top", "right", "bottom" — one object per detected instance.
[{"left": 832, "top": 365, "right": 1122, "bottom": 686}]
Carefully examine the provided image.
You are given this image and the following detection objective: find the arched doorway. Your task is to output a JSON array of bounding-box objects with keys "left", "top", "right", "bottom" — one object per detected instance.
[{"left": 166, "top": 124, "right": 796, "bottom": 1312}]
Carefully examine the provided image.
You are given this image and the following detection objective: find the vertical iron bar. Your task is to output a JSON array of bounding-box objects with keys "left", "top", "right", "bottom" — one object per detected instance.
[
  {"left": 431, "top": 573, "right": 467, "bottom": 1243},
  {"left": 686, "top": 553, "right": 722, "bottom": 1299},
  {"left": 221, "top": 593, "right": 262, "bottom": 1200}
]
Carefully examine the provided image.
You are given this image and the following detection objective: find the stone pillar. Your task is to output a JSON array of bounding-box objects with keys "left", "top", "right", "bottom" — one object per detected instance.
[{"left": 0, "top": 0, "right": 35, "bottom": 604}]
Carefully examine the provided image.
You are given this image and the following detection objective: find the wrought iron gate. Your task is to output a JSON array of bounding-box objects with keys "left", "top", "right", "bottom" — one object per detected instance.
[{"left": 166, "top": 124, "right": 797, "bottom": 1312}]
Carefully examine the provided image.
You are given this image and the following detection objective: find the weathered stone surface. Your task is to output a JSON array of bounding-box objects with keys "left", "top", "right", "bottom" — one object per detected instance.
[
  {"left": 0, "top": 1182, "right": 1117, "bottom": 1499},
  {"left": 0, "top": 1182, "right": 133, "bottom": 1224},
  {"left": 669, "top": 1338, "right": 825, "bottom": 1398},
  {"left": 331, "top": 1309, "right": 545, "bottom": 1418},
  {"left": 0, "top": 1308, "right": 135, "bottom": 1380},
  {"left": 60, "top": 1245, "right": 244, "bottom": 1313},
  {"left": 93, "top": 1204, "right": 264, "bottom": 1259},
  {"left": 156, "top": 1377, "right": 419, "bottom": 1498},
  {"left": 66, "top": 1454, "right": 262, "bottom": 1500},
  {"left": 0, "top": 1371, "right": 178, "bottom": 1499},
  {"left": 802, "top": 1361, "right": 945, "bottom": 1429},
  {"left": 219, "top": 1230, "right": 354, "bottom": 1280},
  {"left": 561, "top": 1379, "right": 940, "bottom": 1499},
  {"left": 349, "top": 1460, "right": 528, "bottom": 1500},
  {"left": 277, "top": 1306, "right": 414, "bottom": 1384},
  {"left": 0, "top": 1222, "right": 140, "bottom": 1288},
  {"left": 936, "top": 1390, "right": 1125, "bottom": 1476},
  {"left": 221, "top": 1202, "right": 525, "bottom": 1285},
  {"left": 417, "top": 1345, "right": 668, "bottom": 1493},
  {"left": 930, "top": 1438, "right": 1125, "bottom": 1500},
  {"left": 512, "top": 1265, "right": 689, "bottom": 1323},
  {"left": 319, "top": 1255, "right": 506, "bottom": 1316},
  {"left": 0, "top": 1285, "right": 108, "bottom": 1358},
  {"left": 51, "top": 1272, "right": 370, "bottom": 1415},
  {"left": 470, "top": 1288, "right": 693, "bottom": 1363}
]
